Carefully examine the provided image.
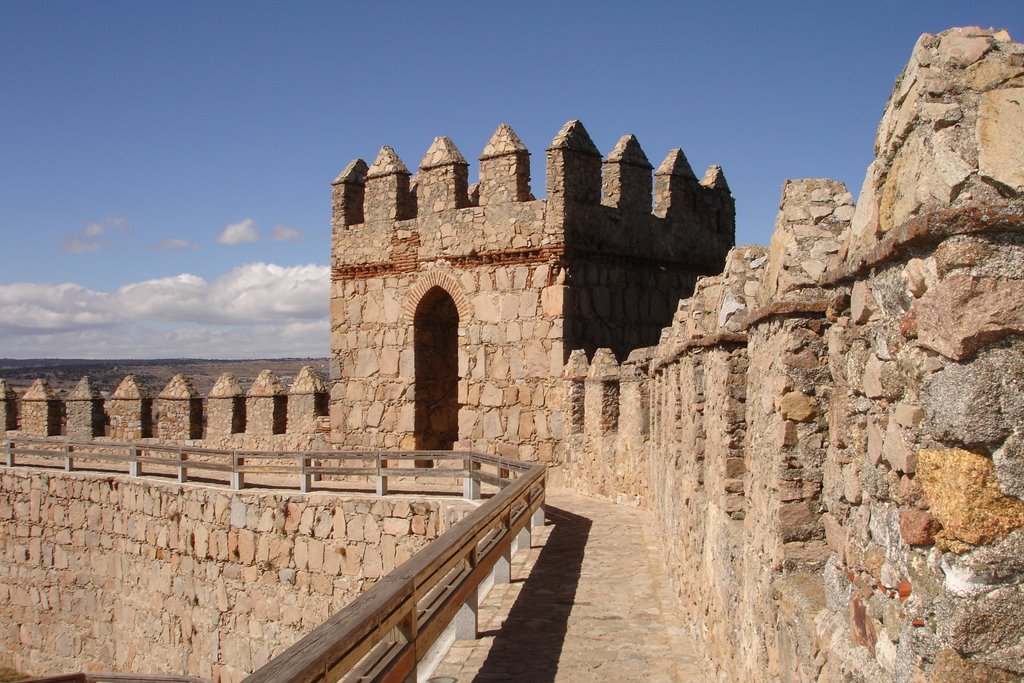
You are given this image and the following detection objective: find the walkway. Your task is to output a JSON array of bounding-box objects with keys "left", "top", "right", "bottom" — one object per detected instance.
[{"left": 432, "top": 490, "right": 709, "bottom": 682}]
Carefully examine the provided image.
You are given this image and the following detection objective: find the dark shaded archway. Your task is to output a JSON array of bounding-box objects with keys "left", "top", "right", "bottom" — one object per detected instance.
[{"left": 413, "top": 286, "right": 460, "bottom": 452}]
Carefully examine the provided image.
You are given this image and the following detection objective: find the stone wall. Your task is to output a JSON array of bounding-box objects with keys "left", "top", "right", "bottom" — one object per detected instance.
[
  {"left": 329, "top": 120, "right": 734, "bottom": 463},
  {"left": 563, "top": 27, "right": 1024, "bottom": 683},
  {"left": 0, "top": 468, "right": 468, "bottom": 682},
  {"left": 1, "top": 367, "right": 330, "bottom": 448}
]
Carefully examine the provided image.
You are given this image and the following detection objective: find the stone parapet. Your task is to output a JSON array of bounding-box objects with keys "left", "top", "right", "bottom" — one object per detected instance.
[
  {"left": 562, "top": 27, "right": 1024, "bottom": 682},
  {"left": 0, "top": 467, "right": 468, "bottom": 680}
]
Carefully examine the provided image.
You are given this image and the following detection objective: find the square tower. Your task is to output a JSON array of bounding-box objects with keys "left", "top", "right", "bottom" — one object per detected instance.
[{"left": 329, "top": 121, "right": 734, "bottom": 462}]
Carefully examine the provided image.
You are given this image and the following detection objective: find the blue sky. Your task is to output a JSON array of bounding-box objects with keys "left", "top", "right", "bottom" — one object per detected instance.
[{"left": 1, "top": 1, "right": 1021, "bottom": 358}]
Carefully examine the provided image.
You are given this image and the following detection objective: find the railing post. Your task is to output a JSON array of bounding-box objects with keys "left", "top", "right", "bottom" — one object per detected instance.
[
  {"left": 463, "top": 456, "right": 480, "bottom": 500},
  {"left": 376, "top": 450, "right": 388, "bottom": 496},
  {"left": 64, "top": 442, "right": 74, "bottom": 472},
  {"left": 231, "top": 451, "right": 244, "bottom": 490},
  {"left": 300, "top": 456, "right": 312, "bottom": 494},
  {"left": 515, "top": 517, "right": 532, "bottom": 554},
  {"left": 311, "top": 457, "right": 322, "bottom": 484},
  {"left": 129, "top": 444, "right": 140, "bottom": 477},
  {"left": 455, "top": 548, "right": 479, "bottom": 640},
  {"left": 177, "top": 448, "right": 188, "bottom": 484},
  {"left": 6, "top": 439, "right": 14, "bottom": 468},
  {"left": 493, "top": 509, "right": 512, "bottom": 585}
]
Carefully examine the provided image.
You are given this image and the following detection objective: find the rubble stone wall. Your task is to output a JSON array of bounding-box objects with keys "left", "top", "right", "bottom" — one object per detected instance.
[
  {"left": 563, "top": 27, "right": 1024, "bottom": 683},
  {"left": 0, "top": 468, "right": 466, "bottom": 683}
]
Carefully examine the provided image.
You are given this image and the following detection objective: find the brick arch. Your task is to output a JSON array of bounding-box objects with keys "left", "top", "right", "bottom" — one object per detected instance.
[{"left": 403, "top": 270, "right": 472, "bottom": 321}]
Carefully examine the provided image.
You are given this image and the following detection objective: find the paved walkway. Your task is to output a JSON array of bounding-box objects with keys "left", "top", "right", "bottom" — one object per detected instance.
[{"left": 432, "top": 490, "right": 709, "bottom": 682}]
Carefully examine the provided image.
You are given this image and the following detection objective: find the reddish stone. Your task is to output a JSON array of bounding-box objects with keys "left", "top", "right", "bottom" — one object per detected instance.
[
  {"left": 850, "top": 595, "right": 877, "bottom": 656},
  {"left": 898, "top": 579, "right": 912, "bottom": 603},
  {"left": 899, "top": 309, "right": 917, "bottom": 338},
  {"left": 899, "top": 508, "right": 942, "bottom": 546}
]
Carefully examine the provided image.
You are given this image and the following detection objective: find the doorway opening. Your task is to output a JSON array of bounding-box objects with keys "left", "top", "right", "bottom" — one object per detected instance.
[{"left": 414, "top": 286, "right": 460, "bottom": 457}]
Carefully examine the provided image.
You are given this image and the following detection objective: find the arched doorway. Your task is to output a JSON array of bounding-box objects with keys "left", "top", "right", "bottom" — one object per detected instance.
[{"left": 414, "top": 286, "right": 460, "bottom": 452}]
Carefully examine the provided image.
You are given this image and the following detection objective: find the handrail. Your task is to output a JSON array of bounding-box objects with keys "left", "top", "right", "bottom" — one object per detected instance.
[
  {"left": 2, "top": 437, "right": 532, "bottom": 496},
  {"left": 244, "top": 459, "right": 545, "bottom": 683}
]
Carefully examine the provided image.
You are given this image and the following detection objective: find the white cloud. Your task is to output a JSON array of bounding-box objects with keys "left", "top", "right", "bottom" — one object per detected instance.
[
  {"left": 156, "top": 238, "right": 199, "bottom": 250},
  {"left": 60, "top": 217, "right": 131, "bottom": 253},
  {"left": 0, "top": 263, "right": 330, "bottom": 358},
  {"left": 217, "top": 218, "right": 259, "bottom": 244},
  {"left": 59, "top": 236, "right": 102, "bottom": 253},
  {"left": 270, "top": 225, "right": 302, "bottom": 242}
]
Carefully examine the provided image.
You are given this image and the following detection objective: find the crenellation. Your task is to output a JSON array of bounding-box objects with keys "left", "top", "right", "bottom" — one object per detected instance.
[
  {"left": 653, "top": 148, "right": 699, "bottom": 218},
  {"left": 546, "top": 119, "right": 602, "bottom": 207},
  {"left": 207, "top": 373, "right": 245, "bottom": 436},
  {"left": 602, "top": 134, "right": 653, "bottom": 213},
  {"left": 66, "top": 376, "right": 104, "bottom": 440},
  {"left": 286, "top": 366, "right": 328, "bottom": 435},
  {"left": 9, "top": 25, "right": 1019, "bottom": 683},
  {"left": 331, "top": 158, "right": 368, "bottom": 231},
  {"left": 108, "top": 374, "right": 153, "bottom": 440},
  {"left": 584, "top": 348, "right": 619, "bottom": 436},
  {"left": 0, "top": 379, "right": 16, "bottom": 432},
  {"left": 21, "top": 379, "right": 62, "bottom": 437},
  {"left": 478, "top": 123, "right": 531, "bottom": 206},
  {"left": 157, "top": 374, "right": 202, "bottom": 441},
  {"left": 246, "top": 370, "right": 287, "bottom": 436},
  {"left": 329, "top": 117, "right": 732, "bottom": 459},
  {"left": 416, "top": 136, "right": 470, "bottom": 213},
  {"left": 364, "top": 146, "right": 415, "bottom": 223}
]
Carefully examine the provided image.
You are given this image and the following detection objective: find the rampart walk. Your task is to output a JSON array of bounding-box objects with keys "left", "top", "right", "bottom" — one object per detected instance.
[{"left": 562, "top": 27, "right": 1024, "bottom": 682}]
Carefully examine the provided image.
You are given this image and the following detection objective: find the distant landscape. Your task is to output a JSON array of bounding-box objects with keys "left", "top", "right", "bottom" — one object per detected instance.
[{"left": 0, "top": 358, "right": 330, "bottom": 396}]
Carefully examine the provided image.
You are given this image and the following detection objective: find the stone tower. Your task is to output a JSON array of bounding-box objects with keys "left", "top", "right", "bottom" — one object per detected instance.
[{"left": 329, "top": 120, "right": 734, "bottom": 461}]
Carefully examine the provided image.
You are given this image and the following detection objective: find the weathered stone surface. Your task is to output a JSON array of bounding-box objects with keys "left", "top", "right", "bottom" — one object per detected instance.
[
  {"left": 978, "top": 88, "right": 1024, "bottom": 192},
  {"left": 917, "top": 448, "right": 1024, "bottom": 551},
  {"left": 915, "top": 275, "right": 1024, "bottom": 360},
  {"left": 930, "top": 648, "right": 1019, "bottom": 683},
  {"left": 0, "top": 468, "right": 462, "bottom": 679},
  {"left": 898, "top": 508, "right": 941, "bottom": 546},
  {"left": 775, "top": 391, "right": 818, "bottom": 422}
]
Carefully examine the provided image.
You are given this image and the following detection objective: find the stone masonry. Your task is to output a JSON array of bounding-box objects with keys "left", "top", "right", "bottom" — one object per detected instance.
[
  {"left": 563, "top": 27, "right": 1024, "bottom": 682},
  {"left": 0, "top": 23, "right": 1021, "bottom": 683},
  {"left": 329, "top": 120, "right": 734, "bottom": 462},
  {"left": 0, "top": 468, "right": 468, "bottom": 682}
]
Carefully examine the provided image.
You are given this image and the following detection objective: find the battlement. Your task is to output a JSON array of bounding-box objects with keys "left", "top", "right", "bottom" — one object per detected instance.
[
  {"left": 1, "top": 366, "right": 330, "bottom": 445},
  {"left": 330, "top": 120, "right": 734, "bottom": 273}
]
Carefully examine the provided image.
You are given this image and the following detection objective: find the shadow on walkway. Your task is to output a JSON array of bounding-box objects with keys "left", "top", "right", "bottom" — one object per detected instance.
[{"left": 470, "top": 504, "right": 592, "bottom": 682}]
